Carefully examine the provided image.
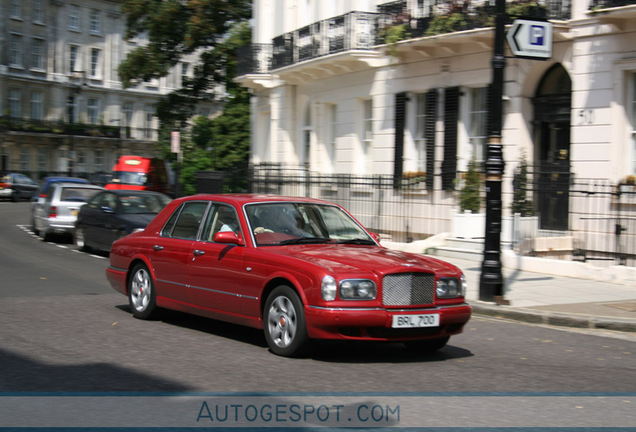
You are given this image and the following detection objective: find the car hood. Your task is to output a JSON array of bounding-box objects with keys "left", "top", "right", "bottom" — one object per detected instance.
[{"left": 262, "top": 244, "right": 459, "bottom": 276}]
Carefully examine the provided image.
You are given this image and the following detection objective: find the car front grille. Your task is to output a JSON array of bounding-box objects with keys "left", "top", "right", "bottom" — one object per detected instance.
[{"left": 382, "top": 272, "right": 435, "bottom": 306}]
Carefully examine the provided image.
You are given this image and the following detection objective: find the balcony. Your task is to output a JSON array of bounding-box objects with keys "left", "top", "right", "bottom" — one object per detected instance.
[{"left": 237, "top": 0, "right": 573, "bottom": 86}]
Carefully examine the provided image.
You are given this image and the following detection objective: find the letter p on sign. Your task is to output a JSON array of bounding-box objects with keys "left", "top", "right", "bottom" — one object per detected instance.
[{"left": 530, "top": 25, "right": 545, "bottom": 46}]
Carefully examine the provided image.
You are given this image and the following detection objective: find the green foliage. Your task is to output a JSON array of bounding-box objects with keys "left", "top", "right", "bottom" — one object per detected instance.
[
  {"left": 506, "top": 1, "right": 548, "bottom": 20},
  {"left": 426, "top": 13, "right": 470, "bottom": 36},
  {"left": 511, "top": 154, "right": 535, "bottom": 216},
  {"left": 379, "top": 24, "right": 410, "bottom": 57},
  {"left": 119, "top": 1, "right": 252, "bottom": 195},
  {"left": 460, "top": 159, "right": 482, "bottom": 213}
]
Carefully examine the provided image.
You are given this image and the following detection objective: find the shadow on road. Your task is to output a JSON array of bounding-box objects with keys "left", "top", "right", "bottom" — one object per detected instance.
[{"left": 0, "top": 348, "right": 193, "bottom": 392}]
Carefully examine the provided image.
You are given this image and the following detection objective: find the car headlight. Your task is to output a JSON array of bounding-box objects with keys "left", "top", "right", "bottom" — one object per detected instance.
[
  {"left": 436, "top": 277, "right": 465, "bottom": 299},
  {"left": 339, "top": 279, "right": 376, "bottom": 300},
  {"left": 321, "top": 275, "right": 337, "bottom": 301}
]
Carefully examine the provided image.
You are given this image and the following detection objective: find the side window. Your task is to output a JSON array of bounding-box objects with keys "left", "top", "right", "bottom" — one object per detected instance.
[
  {"left": 201, "top": 204, "right": 241, "bottom": 242},
  {"left": 163, "top": 201, "right": 208, "bottom": 240}
]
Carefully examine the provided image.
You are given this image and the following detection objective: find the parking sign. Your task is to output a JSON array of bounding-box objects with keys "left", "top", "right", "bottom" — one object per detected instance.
[{"left": 506, "top": 19, "right": 553, "bottom": 59}]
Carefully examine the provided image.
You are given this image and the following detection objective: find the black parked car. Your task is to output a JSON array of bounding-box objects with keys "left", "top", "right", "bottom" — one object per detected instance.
[
  {"left": 74, "top": 189, "right": 172, "bottom": 253},
  {"left": 0, "top": 173, "right": 39, "bottom": 202}
]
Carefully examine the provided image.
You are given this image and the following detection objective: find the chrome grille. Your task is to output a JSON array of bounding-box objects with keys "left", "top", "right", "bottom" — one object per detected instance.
[{"left": 382, "top": 273, "right": 435, "bottom": 306}]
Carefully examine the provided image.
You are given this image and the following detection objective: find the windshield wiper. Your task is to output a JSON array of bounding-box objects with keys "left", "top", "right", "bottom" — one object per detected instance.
[
  {"left": 279, "top": 237, "right": 332, "bottom": 245},
  {"left": 337, "top": 239, "right": 376, "bottom": 245}
]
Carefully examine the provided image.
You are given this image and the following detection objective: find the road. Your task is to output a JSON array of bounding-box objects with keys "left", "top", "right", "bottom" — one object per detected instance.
[{"left": 1, "top": 201, "right": 635, "bottom": 395}]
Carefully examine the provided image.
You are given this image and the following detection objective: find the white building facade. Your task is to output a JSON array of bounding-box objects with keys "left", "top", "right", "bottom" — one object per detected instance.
[
  {"left": 237, "top": 0, "right": 636, "bottom": 262},
  {"left": 0, "top": 0, "right": 220, "bottom": 179}
]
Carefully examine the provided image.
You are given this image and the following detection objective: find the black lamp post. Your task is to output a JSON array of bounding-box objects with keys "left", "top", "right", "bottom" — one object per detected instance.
[{"left": 479, "top": 0, "right": 506, "bottom": 303}]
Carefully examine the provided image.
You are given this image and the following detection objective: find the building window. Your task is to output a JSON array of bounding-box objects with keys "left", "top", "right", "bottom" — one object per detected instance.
[
  {"left": 69, "top": 4, "right": 80, "bottom": 31},
  {"left": 67, "top": 96, "right": 78, "bottom": 123},
  {"left": 89, "top": 9, "right": 101, "bottom": 34},
  {"left": 69, "top": 45, "right": 79, "bottom": 73},
  {"left": 90, "top": 48, "right": 101, "bottom": 78},
  {"left": 415, "top": 93, "right": 429, "bottom": 172},
  {"left": 181, "top": 63, "right": 189, "bottom": 86},
  {"left": 9, "top": 34, "right": 22, "bottom": 67},
  {"left": 123, "top": 102, "right": 134, "bottom": 138},
  {"left": 94, "top": 150, "right": 104, "bottom": 171},
  {"left": 32, "top": 38, "right": 44, "bottom": 70},
  {"left": 11, "top": 0, "right": 22, "bottom": 19},
  {"left": 77, "top": 150, "right": 87, "bottom": 172},
  {"left": 31, "top": 91, "right": 43, "bottom": 121},
  {"left": 363, "top": 99, "right": 373, "bottom": 173},
  {"left": 87, "top": 99, "right": 99, "bottom": 124},
  {"left": 469, "top": 87, "right": 488, "bottom": 162},
  {"left": 144, "top": 106, "right": 155, "bottom": 139},
  {"left": 38, "top": 148, "right": 47, "bottom": 173},
  {"left": 21, "top": 147, "right": 30, "bottom": 171},
  {"left": 9, "top": 89, "right": 22, "bottom": 119},
  {"left": 33, "top": 0, "right": 43, "bottom": 23}
]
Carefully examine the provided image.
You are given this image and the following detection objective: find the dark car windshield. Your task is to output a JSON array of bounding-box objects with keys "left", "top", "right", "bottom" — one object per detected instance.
[
  {"left": 111, "top": 171, "right": 147, "bottom": 186},
  {"left": 246, "top": 202, "right": 374, "bottom": 246},
  {"left": 120, "top": 193, "right": 172, "bottom": 214}
]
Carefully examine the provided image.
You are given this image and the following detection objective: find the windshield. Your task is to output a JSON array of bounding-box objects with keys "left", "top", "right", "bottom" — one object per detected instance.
[
  {"left": 120, "top": 193, "right": 172, "bottom": 214},
  {"left": 111, "top": 171, "right": 147, "bottom": 186},
  {"left": 246, "top": 202, "right": 375, "bottom": 246}
]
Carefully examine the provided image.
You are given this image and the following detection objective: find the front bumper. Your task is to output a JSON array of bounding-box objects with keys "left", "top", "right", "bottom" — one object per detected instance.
[{"left": 305, "top": 303, "right": 472, "bottom": 341}]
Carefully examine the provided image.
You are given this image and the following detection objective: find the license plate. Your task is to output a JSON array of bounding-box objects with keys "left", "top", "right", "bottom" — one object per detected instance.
[
  {"left": 71, "top": 209, "right": 79, "bottom": 216},
  {"left": 392, "top": 314, "right": 439, "bottom": 328}
]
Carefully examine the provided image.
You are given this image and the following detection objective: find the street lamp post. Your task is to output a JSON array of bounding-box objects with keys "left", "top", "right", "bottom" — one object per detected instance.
[{"left": 479, "top": 0, "right": 507, "bottom": 303}]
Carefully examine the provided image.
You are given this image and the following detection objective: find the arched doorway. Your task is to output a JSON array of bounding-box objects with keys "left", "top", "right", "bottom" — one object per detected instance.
[{"left": 533, "top": 64, "right": 572, "bottom": 231}]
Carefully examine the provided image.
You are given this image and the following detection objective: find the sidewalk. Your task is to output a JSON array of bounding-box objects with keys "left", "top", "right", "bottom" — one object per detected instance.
[
  {"left": 445, "top": 256, "right": 636, "bottom": 333},
  {"left": 382, "top": 241, "right": 636, "bottom": 333}
]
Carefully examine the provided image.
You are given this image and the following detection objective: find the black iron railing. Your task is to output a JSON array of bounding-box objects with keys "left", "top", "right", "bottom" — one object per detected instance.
[
  {"left": 238, "top": 0, "right": 573, "bottom": 76},
  {"left": 0, "top": 116, "right": 158, "bottom": 141}
]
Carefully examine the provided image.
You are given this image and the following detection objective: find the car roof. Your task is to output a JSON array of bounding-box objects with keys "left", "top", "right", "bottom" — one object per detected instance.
[
  {"left": 100, "top": 189, "right": 169, "bottom": 196},
  {"left": 43, "top": 176, "right": 89, "bottom": 183},
  {"left": 175, "top": 194, "right": 335, "bottom": 207},
  {"left": 51, "top": 182, "right": 104, "bottom": 189}
]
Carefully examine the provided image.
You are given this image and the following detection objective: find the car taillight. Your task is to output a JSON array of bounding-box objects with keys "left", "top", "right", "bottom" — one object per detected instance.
[
  {"left": 0, "top": 182, "right": 10, "bottom": 188},
  {"left": 49, "top": 206, "right": 58, "bottom": 218},
  {"left": 39, "top": 193, "right": 46, "bottom": 198}
]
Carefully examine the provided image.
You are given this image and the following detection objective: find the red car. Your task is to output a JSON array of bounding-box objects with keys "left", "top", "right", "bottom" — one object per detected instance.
[{"left": 106, "top": 194, "right": 471, "bottom": 357}]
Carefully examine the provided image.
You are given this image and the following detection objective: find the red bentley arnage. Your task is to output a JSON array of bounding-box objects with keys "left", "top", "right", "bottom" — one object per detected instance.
[{"left": 106, "top": 194, "right": 471, "bottom": 357}]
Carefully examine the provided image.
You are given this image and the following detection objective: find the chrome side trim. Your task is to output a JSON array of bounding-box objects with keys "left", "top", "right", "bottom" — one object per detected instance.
[{"left": 156, "top": 279, "right": 259, "bottom": 301}]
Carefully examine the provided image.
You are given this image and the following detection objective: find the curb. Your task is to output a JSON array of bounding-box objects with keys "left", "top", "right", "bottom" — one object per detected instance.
[{"left": 470, "top": 301, "right": 636, "bottom": 333}]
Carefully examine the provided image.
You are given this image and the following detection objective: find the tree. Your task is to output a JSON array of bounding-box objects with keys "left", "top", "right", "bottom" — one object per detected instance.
[
  {"left": 512, "top": 154, "right": 535, "bottom": 216},
  {"left": 460, "top": 159, "right": 482, "bottom": 213},
  {"left": 118, "top": 1, "right": 252, "bottom": 194}
]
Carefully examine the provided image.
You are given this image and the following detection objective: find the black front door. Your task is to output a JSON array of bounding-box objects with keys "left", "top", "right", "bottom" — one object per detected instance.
[{"left": 533, "top": 64, "right": 572, "bottom": 231}]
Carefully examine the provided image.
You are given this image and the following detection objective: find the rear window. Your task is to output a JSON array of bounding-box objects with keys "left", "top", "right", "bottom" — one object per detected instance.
[{"left": 60, "top": 187, "right": 101, "bottom": 202}]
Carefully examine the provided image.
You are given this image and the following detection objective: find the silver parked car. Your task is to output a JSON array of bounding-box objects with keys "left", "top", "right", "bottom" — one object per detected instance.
[{"left": 32, "top": 182, "right": 103, "bottom": 241}]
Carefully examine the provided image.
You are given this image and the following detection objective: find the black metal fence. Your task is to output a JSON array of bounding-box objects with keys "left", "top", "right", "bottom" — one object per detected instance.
[
  {"left": 241, "top": 164, "right": 454, "bottom": 243},
  {"left": 215, "top": 164, "right": 636, "bottom": 267},
  {"left": 568, "top": 179, "right": 636, "bottom": 267}
]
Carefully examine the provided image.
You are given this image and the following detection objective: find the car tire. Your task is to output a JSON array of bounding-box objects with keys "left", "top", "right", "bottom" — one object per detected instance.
[
  {"left": 74, "top": 227, "right": 90, "bottom": 252},
  {"left": 404, "top": 336, "right": 450, "bottom": 352},
  {"left": 128, "top": 263, "right": 159, "bottom": 320},
  {"left": 263, "top": 285, "right": 310, "bottom": 357},
  {"left": 39, "top": 228, "right": 51, "bottom": 242}
]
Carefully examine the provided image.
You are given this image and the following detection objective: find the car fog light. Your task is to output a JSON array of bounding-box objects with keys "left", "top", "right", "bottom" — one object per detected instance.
[{"left": 322, "top": 276, "right": 337, "bottom": 301}]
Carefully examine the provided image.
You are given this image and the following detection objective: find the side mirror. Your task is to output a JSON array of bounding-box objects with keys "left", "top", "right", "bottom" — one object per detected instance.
[
  {"left": 369, "top": 232, "right": 381, "bottom": 243},
  {"left": 101, "top": 206, "right": 115, "bottom": 214},
  {"left": 213, "top": 231, "right": 243, "bottom": 245}
]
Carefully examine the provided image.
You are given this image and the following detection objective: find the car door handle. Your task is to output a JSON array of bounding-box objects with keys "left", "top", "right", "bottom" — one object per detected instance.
[
  {"left": 193, "top": 250, "right": 205, "bottom": 256},
  {"left": 153, "top": 245, "right": 164, "bottom": 251}
]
